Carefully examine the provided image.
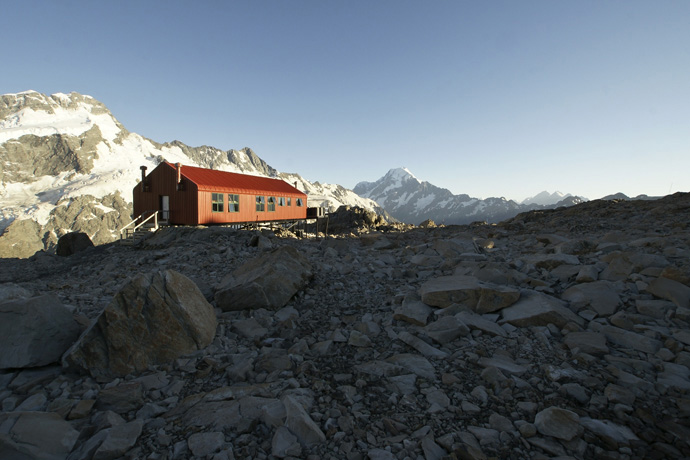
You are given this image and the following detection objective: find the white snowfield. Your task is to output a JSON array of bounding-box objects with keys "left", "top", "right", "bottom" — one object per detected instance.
[{"left": 0, "top": 91, "right": 381, "bottom": 231}]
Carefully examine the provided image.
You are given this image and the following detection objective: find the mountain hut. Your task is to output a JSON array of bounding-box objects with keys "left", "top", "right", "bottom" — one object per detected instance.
[{"left": 132, "top": 162, "right": 307, "bottom": 225}]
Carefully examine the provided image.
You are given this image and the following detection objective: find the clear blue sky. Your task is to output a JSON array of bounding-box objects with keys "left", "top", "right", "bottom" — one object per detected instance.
[{"left": 4, "top": 0, "right": 689, "bottom": 201}]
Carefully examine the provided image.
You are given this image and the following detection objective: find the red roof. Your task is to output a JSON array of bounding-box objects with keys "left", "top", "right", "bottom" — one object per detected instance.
[{"left": 165, "top": 163, "right": 305, "bottom": 196}]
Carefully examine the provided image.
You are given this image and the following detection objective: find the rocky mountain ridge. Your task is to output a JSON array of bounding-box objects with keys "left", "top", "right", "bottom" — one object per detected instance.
[
  {"left": 0, "top": 91, "right": 384, "bottom": 258},
  {"left": 0, "top": 192, "right": 689, "bottom": 459},
  {"left": 354, "top": 168, "right": 585, "bottom": 226}
]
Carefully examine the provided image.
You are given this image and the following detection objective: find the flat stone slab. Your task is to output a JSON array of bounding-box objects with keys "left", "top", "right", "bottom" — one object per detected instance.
[
  {"left": 646, "top": 277, "right": 690, "bottom": 309},
  {"left": 215, "top": 245, "right": 313, "bottom": 311},
  {"left": 419, "top": 275, "right": 520, "bottom": 313},
  {"left": 563, "top": 331, "right": 609, "bottom": 355},
  {"left": 385, "top": 354, "right": 436, "bottom": 380},
  {"left": 0, "top": 411, "right": 80, "bottom": 459},
  {"left": 500, "top": 290, "right": 584, "bottom": 328},
  {"left": 456, "top": 311, "right": 507, "bottom": 337},
  {"left": 477, "top": 354, "right": 528, "bottom": 375},
  {"left": 561, "top": 280, "right": 622, "bottom": 317},
  {"left": 579, "top": 417, "right": 640, "bottom": 446},
  {"left": 601, "top": 326, "right": 662, "bottom": 354}
]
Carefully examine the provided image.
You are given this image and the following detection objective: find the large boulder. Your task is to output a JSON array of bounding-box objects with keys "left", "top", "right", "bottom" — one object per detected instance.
[
  {"left": 56, "top": 231, "right": 95, "bottom": 256},
  {"left": 0, "top": 295, "right": 81, "bottom": 369},
  {"left": 63, "top": 269, "right": 217, "bottom": 379},
  {"left": 215, "top": 245, "right": 313, "bottom": 311}
]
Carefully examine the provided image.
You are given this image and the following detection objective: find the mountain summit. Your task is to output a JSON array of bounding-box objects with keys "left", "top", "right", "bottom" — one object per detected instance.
[
  {"left": 521, "top": 191, "right": 572, "bottom": 206},
  {"left": 355, "top": 168, "right": 585, "bottom": 225}
]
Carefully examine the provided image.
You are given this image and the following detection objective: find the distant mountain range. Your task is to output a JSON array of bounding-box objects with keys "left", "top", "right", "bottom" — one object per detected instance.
[{"left": 354, "top": 168, "right": 586, "bottom": 225}]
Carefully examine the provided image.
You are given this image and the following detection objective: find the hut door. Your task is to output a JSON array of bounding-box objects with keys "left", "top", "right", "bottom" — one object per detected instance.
[{"left": 159, "top": 195, "right": 170, "bottom": 222}]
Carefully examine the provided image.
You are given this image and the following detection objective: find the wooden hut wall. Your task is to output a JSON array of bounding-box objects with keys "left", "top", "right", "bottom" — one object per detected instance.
[
  {"left": 133, "top": 163, "right": 200, "bottom": 225},
  {"left": 197, "top": 191, "right": 307, "bottom": 224}
]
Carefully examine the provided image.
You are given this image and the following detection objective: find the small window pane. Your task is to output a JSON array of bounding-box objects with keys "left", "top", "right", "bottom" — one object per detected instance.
[
  {"left": 212, "top": 193, "right": 224, "bottom": 212},
  {"left": 228, "top": 194, "right": 239, "bottom": 212},
  {"left": 268, "top": 196, "right": 276, "bottom": 212},
  {"left": 255, "top": 196, "right": 265, "bottom": 212}
]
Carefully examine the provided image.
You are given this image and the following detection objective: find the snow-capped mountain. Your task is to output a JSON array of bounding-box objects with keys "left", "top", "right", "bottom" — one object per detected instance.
[
  {"left": 521, "top": 191, "right": 572, "bottom": 206},
  {"left": 0, "top": 90, "right": 383, "bottom": 257},
  {"left": 354, "top": 168, "right": 585, "bottom": 225}
]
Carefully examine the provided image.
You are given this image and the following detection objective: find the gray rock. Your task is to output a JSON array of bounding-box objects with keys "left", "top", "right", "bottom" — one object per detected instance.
[
  {"left": 272, "top": 426, "right": 302, "bottom": 458},
  {"left": 0, "top": 282, "right": 33, "bottom": 302},
  {"left": 63, "top": 269, "right": 217, "bottom": 378},
  {"left": 386, "top": 353, "right": 436, "bottom": 380},
  {"left": 534, "top": 406, "right": 582, "bottom": 441},
  {"left": 421, "top": 435, "right": 447, "bottom": 460},
  {"left": 393, "top": 297, "right": 433, "bottom": 326},
  {"left": 579, "top": 417, "right": 640, "bottom": 446},
  {"left": 0, "top": 412, "right": 79, "bottom": 459},
  {"left": 282, "top": 395, "right": 326, "bottom": 446},
  {"left": 646, "top": 276, "right": 690, "bottom": 308},
  {"left": 367, "top": 448, "right": 397, "bottom": 460},
  {"left": 478, "top": 354, "right": 528, "bottom": 375},
  {"left": 424, "top": 315, "right": 470, "bottom": 344},
  {"left": 0, "top": 294, "right": 80, "bottom": 369},
  {"left": 500, "top": 290, "right": 584, "bottom": 328},
  {"left": 397, "top": 331, "right": 448, "bottom": 358},
  {"left": 215, "top": 245, "right": 313, "bottom": 311},
  {"left": 419, "top": 275, "right": 520, "bottom": 313},
  {"left": 93, "top": 419, "right": 144, "bottom": 460},
  {"left": 563, "top": 331, "right": 609, "bottom": 355},
  {"left": 56, "top": 231, "right": 94, "bottom": 256},
  {"left": 561, "top": 280, "right": 621, "bottom": 316},
  {"left": 455, "top": 311, "right": 507, "bottom": 337},
  {"left": 188, "top": 432, "right": 226, "bottom": 457},
  {"left": 601, "top": 325, "right": 662, "bottom": 354},
  {"left": 97, "top": 382, "right": 144, "bottom": 414}
]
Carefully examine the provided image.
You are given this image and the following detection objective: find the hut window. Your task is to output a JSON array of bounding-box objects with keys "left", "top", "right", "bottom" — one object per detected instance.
[
  {"left": 228, "top": 194, "right": 239, "bottom": 212},
  {"left": 278, "top": 197, "right": 286, "bottom": 207},
  {"left": 267, "top": 196, "right": 276, "bottom": 212},
  {"left": 212, "top": 193, "right": 224, "bottom": 212},
  {"left": 255, "top": 196, "right": 265, "bottom": 212},
  {"left": 288, "top": 197, "right": 292, "bottom": 206},
  {"left": 296, "top": 198, "right": 304, "bottom": 207}
]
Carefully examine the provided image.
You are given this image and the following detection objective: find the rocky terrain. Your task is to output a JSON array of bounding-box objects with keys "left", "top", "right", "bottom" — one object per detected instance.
[{"left": 0, "top": 194, "right": 689, "bottom": 460}]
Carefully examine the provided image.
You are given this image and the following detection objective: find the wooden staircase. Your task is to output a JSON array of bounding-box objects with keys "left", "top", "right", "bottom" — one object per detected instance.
[{"left": 120, "top": 211, "right": 167, "bottom": 245}]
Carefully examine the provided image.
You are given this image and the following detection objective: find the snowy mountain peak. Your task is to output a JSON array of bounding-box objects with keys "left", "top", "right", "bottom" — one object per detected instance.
[
  {"left": 521, "top": 190, "right": 572, "bottom": 206},
  {"left": 0, "top": 90, "right": 124, "bottom": 145},
  {"left": 385, "top": 167, "right": 417, "bottom": 181}
]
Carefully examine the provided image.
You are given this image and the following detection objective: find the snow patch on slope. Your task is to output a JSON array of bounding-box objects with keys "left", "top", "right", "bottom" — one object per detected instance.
[{"left": 0, "top": 103, "right": 121, "bottom": 144}]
